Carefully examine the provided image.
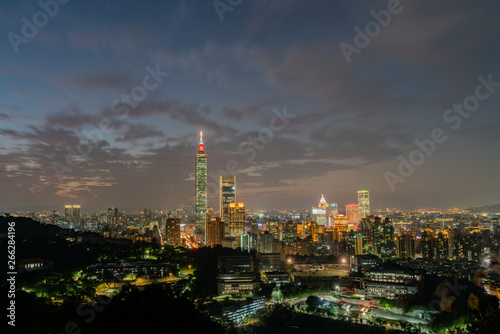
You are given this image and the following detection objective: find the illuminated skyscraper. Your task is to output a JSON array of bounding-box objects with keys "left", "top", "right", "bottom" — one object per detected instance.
[
  {"left": 312, "top": 195, "right": 327, "bottom": 226},
  {"left": 220, "top": 175, "right": 236, "bottom": 223},
  {"left": 227, "top": 202, "right": 245, "bottom": 236},
  {"left": 346, "top": 204, "right": 359, "bottom": 229},
  {"left": 207, "top": 217, "right": 225, "bottom": 247},
  {"left": 107, "top": 207, "right": 118, "bottom": 225},
  {"left": 166, "top": 218, "right": 181, "bottom": 247},
  {"left": 357, "top": 190, "right": 370, "bottom": 219},
  {"left": 318, "top": 194, "right": 328, "bottom": 210},
  {"left": 326, "top": 203, "right": 338, "bottom": 226},
  {"left": 64, "top": 205, "right": 72, "bottom": 219},
  {"left": 72, "top": 205, "right": 81, "bottom": 222},
  {"left": 195, "top": 131, "right": 208, "bottom": 238}
]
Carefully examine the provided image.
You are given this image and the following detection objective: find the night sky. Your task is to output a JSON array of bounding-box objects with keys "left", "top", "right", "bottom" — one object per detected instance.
[{"left": 1, "top": 0, "right": 500, "bottom": 212}]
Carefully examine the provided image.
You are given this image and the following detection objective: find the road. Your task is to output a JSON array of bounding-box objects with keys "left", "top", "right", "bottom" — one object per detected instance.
[{"left": 284, "top": 292, "right": 429, "bottom": 326}]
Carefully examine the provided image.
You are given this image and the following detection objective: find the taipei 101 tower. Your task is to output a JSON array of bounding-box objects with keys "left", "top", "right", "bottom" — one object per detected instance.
[{"left": 195, "top": 131, "right": 207, "bottom": 240}]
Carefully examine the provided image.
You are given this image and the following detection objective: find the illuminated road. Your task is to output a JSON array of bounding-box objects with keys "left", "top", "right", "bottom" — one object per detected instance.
[{"left": 284, "top": 293, "right": 429, "bottom": 326}]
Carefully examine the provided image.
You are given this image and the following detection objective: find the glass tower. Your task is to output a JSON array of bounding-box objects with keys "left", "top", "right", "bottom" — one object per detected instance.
[
  {"left": 220, "top": 175, "right": 236, "bottom": 223},
  {"left": 195, "top": 132, "right": 208, "bottom": 237},
  {"left": 358, "top": 190, "right": 370, "bottom": 219}
]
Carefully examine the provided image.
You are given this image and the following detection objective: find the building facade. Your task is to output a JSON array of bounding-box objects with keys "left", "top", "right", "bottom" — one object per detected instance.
[
  {"left": 357, "top": 190, "right": 370, "bottom": 219},
  {"left": 195, "top": 132, "right": 208, "bottom": 238},
  {"left": 220, "top": 175, "right": 236, "bottom": 223},
  {"left": 227, "top": 202, "right": 245, "bottom": 237}
]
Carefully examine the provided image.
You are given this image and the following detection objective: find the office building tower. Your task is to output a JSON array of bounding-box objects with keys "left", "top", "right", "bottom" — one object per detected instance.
[
  {"left": 72, "top": 205, "right": 81, "bottom": 222},
  {"left": 107, "top": 207, "right": 118, "bottom": 225},
  {"left": 334, "top": 215, "right": 349, "bottom": 232},
  {"left": 143, "top": 208, "right": 152, "bottom": 223},
  {"left": 207, "top": 217, "right": 225, "bottom": 247},
  {"left": 258, "top": 232, "right": 275, "bottom": 253},
  {"left": 312, "top": 195, "right": 327, "bottom": 226},
  {"left": 268, "top": 220, "right": 280, "bottom": 240},
  {"left": 64, "top": 205, "right": 72, "bottom": 219},
  {"left": 355, "top": 234, "right": 366, "bottom": 255},
  {"left": 282, "top": 221, "right": 297, "bottom": 246},
  {"left": 220, "top": 175, "right": 236, "bottom": 223},
  {"left": 421, "top": 229, "right": 434, "bottom": 259},
  {"left": 326, "top": 203, "right": 338, "bottom": 226},
  {"left": 166, "top": 218, "right": 181, "bottom": 247},
  {"left": 346, "top": 204, "right": 359, "bottom": 228},
  {"left": 396, "top": 235, "right": 415, "bottom": 259},
  {"left": 227, "top": 202, "right": 245, "bottom": 237},
  {"left": 318, "top": 194, "right": 328, "bottom": 210},
  {"left": 195, "top": 131, "right": 208, "bottom": 237},
  {"left": 240, "top": 232, "right": 258, "bottom": 252},
  {"left": 358, "top": 190, "right": 370, "bottom": 219}
]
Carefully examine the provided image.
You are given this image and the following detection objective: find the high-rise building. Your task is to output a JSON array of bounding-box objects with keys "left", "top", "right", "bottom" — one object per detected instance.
[
  {"left": 166, "top": 218, "right": 181, "bottom": 247},
  {"left": 207, "top": 217, "right": 225, "bottom": 247},
  {"left": 107, "top": 207, "right": 118, "bottom": 225},
  {"left": 318, "top": 194, "right": 328, "bottom": 210},
  {"left": 72, "top": 205, "right": 81, "bottom": 222},
  {"left": 114, "top": 208, "right": 119, "bottom": 224},
  {"left": 64, "top": 205, "right": 72, "bottom": 219},
  {"left": 268, "top": 220, "right": 280, "bottom": 240},
  {"left": 355, "top": 234, "right": 366, "bottom": 255},
  {"left": 195, "top": 131, "right": 208, "bottom": 238},
  {"left": 227, "top": 202, "right": 245, "bottom": 237},
  {"left": 143, "top": 208, "right": 151, "bottom": 223},
  {"left": 326, "top": 203, "right": 338, "bottom": 226},
  {"left": 258, "top": 232, "right": 275, "bottom": 253},
  {"left": 358, "top": 190, "right": 370, "bottom": 219},
  {"left": 282, "top": 221, "right": 297, "bottom": 245},
  {"left": 396, "top": 235, "right": 415, "bottom": 259},
  {"left": 346, "top": 204, "right": 359, "bottom": 228},
  {"left": 312, "top": 195, "right": 327, "bottom": 226},
  {"left": 220, "top": 176, "right": 235, "bottom": 223}
]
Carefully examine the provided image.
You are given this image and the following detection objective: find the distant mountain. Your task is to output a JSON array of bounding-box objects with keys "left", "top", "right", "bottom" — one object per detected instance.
[{"left": 466, "top": 204, "right": 500, "bottom": 214}]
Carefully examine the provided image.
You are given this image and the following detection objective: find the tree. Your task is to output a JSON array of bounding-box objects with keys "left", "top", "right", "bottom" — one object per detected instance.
[{"left": 306, "top": 295, "right": 323, "bottom": 310}]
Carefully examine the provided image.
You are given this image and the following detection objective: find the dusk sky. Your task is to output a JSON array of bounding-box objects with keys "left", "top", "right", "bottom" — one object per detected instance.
[{"left": 1, "top": 0, "right": 500, "bottom": 212}]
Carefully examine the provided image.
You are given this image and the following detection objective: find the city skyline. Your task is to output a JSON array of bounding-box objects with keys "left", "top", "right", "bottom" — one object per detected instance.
[{"left": 1, "top": 1, "right": 500, "bottom": 212}]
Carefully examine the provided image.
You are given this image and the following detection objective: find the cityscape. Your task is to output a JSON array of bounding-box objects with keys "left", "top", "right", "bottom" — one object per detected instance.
[{"left": 2, "top": 1, "right": 500, "bottom": 334}]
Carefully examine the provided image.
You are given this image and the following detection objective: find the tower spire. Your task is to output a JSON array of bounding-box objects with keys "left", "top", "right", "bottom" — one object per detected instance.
[{"left": 198, "top": 131, "right": 205, "bottom": 153}]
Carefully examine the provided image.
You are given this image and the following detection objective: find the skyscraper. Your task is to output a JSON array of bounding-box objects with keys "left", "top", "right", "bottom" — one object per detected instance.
[
  {"left": 166, "top": 218, "right": 181, "bottom": 247},
  {"left": 195, "top": 131, "right": 208, "bottom": 238},
  {"left": 312, "top": 195, "right": 327, "bottom": 226},
  {"left": 357, "top": 190, "right": 370, "bottom": 219},
  {"left": 64, "top": 205, "right": 72, "bottom": 219},
  {"left": 346, "top": 204, "right": 359, "bottom": 229},
  {"left": 227, "top": 202, "right": 245, "bottom": 237},
  {"left": 220, "top": 175, "right": 236, "bottom": 223},
  {"left": 107, "top": 207, "right": 118, "bottom": 225},
  {"left": 207, "top": 217, "right": 225, "bottom": 247},
  {"left": 72, "top": 205, "right": 81, "bottom": 223}
]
